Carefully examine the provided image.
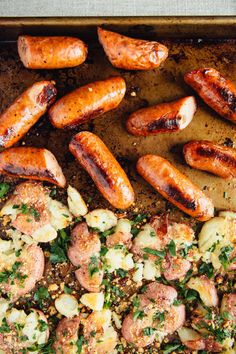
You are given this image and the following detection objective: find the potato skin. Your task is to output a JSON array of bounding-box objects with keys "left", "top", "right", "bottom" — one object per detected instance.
[
  {"left": 0, "top": 243, "right": 44, "bottom": 301},
  {"left": 98, "top": 27, "right": 168, "bottom": 70},
  {"left": 184, "top": 68, "right": 236, "bottom": 123},
  {"left": 137, "top": 155, "right": 214, "bottom": 221},
  {"left": 184, "top": 140, "right": 236, "bottom": 179},
  {"left": 53, "top": 316, "right": 80, "bottom": 354},
  {"left": 0, "top": 147, "right": 66, "bottom": 187},
  {"left": 49, "top": 76, "right": 126, "bottom": 129},
  {"left": 18, "top": 35, "right": 87, "bottom": 69},
  {"left": 69, "top": 131, "right": 135, "bottom": 209},
  {"left": 0, "top": 81, "right": 56, "bottom": 148},
  {"left": 126, "top": 96, "right": 196, "bottom": 136}
]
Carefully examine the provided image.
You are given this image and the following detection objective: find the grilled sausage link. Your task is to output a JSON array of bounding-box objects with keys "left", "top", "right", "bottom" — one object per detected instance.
[
  {"left": 69, "top": 131, "right": 135, "bottom": 209},
  {"left": 137, "top": 155, "right": 214, "bottom": 221},
  {"left": 184, "top": 68, "right": 236, "bottom": 123},
  {"left": 184, "top": 140, "right": 236, "bottom": 179},
  {"left": 0, "top": 147, "right": 66, "bottom": 187},
  {"left": 49, "top": 76, "right": 126, "bottom": 129},
  {"left": 126, "top": 96, "right": 196, "bottom": 136},
  {"left": 0, "top": 81, "right": 56, "bottom": 148},
  {"left": 98, "top": 27, "right": 168, "bottom": 71},
  {"left": 18, "top": 35, "right": 87, "bottom": 69}
]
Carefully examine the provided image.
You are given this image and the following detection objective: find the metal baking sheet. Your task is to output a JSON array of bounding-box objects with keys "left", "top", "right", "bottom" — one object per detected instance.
[{"left": 0, "top": 17, "right": 235, "bottom": 218}]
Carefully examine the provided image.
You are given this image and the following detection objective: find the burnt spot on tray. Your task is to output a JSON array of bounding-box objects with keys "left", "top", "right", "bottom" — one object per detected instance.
[
  {"left": 165, "top": 184, "right": 196, "bottom": 211},
  {"left": 37, "top": 83, "right": 57, "bottom": 106},
  {"left": 196, "top": 146, "right": 236, "bottom": 167}
]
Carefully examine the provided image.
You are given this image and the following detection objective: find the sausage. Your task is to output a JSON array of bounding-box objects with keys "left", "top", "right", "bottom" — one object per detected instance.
[
  {"left": 98, "top": 27, "right": 168, "bottom": 71},
  {"left": 126, "top": 96, "right": 197, "bottom": 136},
  {"left": 0, "top": 147, "right": 66, "bottom": 187},
  {"left": 184, "top": 140, "right": 236, "bottom": 179},
  {"left": 0, "top": 81, "right": 56, "bottom": 148},
  {"left": 49, "top": 76, "right": 126, "bottom": 129},
  {"left": 184, "top": 68, "right": 236, "bottom": 123},
  {"left": 54, "top": 316, "right": 80, "bottom": 354},
  {"left": 136, "top": 155, "right": 214, "bottom": 221},
  {"left": 0, "top": 243, "right": 44, "bottom": 301},
  {"left": 69, "top": 131, "right": 135, "bottom": 209},
  {"left": 18, "top": 35, "right": 87, "bottom": 69}
]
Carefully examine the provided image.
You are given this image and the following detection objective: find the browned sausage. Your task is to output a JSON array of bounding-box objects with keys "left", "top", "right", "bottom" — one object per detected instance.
[
  {"left": 49, "top": 76, "right": 126, "bottom": 129},
  {"left": 0, "top": 81, "right": 56, "bottom": 148},
  {"left": 0, "top": 147, "right": 66, "bottom": 187},
  {"left": 98, "top": 27, "right": 168, "bottom": 71},
  {"left": 18, "top": 35, "right": 87, "bottom": 69},
  {"left": 184, "top": 68, "right": 236, "bottom": 123},
  {"left": 136, "top": 155, "right": 214, "bottom": 221},
  {"left": 184, "top": 140, "right": 236, "bottom": 179},
  {"left": 69, "top": 131, "right": 135, "bottom": 209},
  {"left": 126, "top": 96, "right": 197, "bottom": 136}
]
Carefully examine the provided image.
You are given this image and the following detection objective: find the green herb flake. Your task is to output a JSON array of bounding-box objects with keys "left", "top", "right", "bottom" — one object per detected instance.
[
  {"left": 0, "top": 183, "right": 10, "bottom": 198},
  {"left": 143, "top": 327, "right": 156, "bottom": 336},
  {"left": 143, "top": 247, "right": 166, "bottom": 259},
  {"left": 49, "top": 229, "right": 70, "bottom": 264},
  {"left": 168, "top": 240, "right": 176, "bottom": 257}
]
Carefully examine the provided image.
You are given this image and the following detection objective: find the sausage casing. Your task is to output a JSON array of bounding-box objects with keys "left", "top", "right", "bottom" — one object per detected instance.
[
  {"left": 184, "top": 68, "right": 236, "bottom": 123},
  {"left": 184, "top": 140, "right": 236, "bottom": 179},
  {"left": 98, "top": 27, "right": 168, "bottom": 71},
  {"left": 18, "top": 35, "right": 87, "bottom": 69},
  {"left": 0, "top": 81, "right": 56, "bottom": 148},
  {"left": 136, "top": 155, "right": 214, "bottom": 221},
  {"left": 49, "top": 76, "right": 126, "bottom": 129},
  {"left": 69, "top": 131, "right": 135, "bottom": 209},
  {"left": 126, "top": 96, "right": 196, "bottom": 136},
  {"left": 0, "top": 147, "right": 66, "bottom": 187}
]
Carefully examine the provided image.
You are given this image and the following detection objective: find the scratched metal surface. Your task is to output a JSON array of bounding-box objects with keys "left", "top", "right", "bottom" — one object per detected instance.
[{"left": 0, "top": 18, "right": 235, "bottom": 219}]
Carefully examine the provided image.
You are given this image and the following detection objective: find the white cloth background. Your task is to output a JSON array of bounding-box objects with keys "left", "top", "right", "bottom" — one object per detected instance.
[{"left": 0, "top": 0, "right": 235, "bottom": 17}]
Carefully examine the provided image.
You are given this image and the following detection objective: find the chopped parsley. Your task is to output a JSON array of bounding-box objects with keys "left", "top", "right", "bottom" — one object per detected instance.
[
  {"left": 49, "top": 229, "right": 70, "bottom": 264},
  {"left": 13, "top": 203, "right": 40, "bottom": 221},
  {"left": 38, "top": 320, "right": 48, "bottom": 332},
  {"left": 143, "top": 247, "right": 166, "bottom": 259},
  {"left": 34, "top": 287, "right": 50, "bottom": 308},
  {"left": 133, "top": 309, "right": 145, "bottom": 321},
  {"left": 0, "top": 261, "right": 27, "bottom": 285},
  {"left": 143, "top": 327, "right": 156, "bottom": 336},
  {"left": 0, "top": 183, "right": 10, "bottom": 198},
  {"left": 0, "top": 318, "right": 11, "bottom": 333},
  {"left": 168, "top": 240, "right": 176, "bottom": 257},
  {"left": 153, "top": 311, "right": 165, "bottom": 323},
  {"left": 219, "top": 245, "right": 234, "bottom": 270},
  {"left": 199, "top": 262, "right": 214, "bottom": 278},
  {"left": 88, "top": 256, "right": 99, "bottom": 277}
]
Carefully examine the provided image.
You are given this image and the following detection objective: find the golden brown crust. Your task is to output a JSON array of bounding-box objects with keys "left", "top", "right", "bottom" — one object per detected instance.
[
  {"left": 0, "top": 81, "right": 56, "bottom": 148},
  {"left": 126, "top": 96, "right": 196, "bottom": 136},
  {"left": 184, "top": 68, "right": 236, "bottom": 123},
  {"left": 184, "top": 140, "right": 236, "bottom": 179},
  {"left": 49, "top": 76, "right": 126, "bottom": 129},
  {"left": 0, "top": 147, "right": 66, "bottom": 187},
  {"left": 136, "top": 154, "right": 214, "bottom": 221},
  {"left": 98, "top": 27, "right": 168, "bottom": 70},
  {"left": 18, "top": 35, "right": 87, "bottom": 69},
  {"left": 69, "top": 131, "right": 135, "bottom": 209}
]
